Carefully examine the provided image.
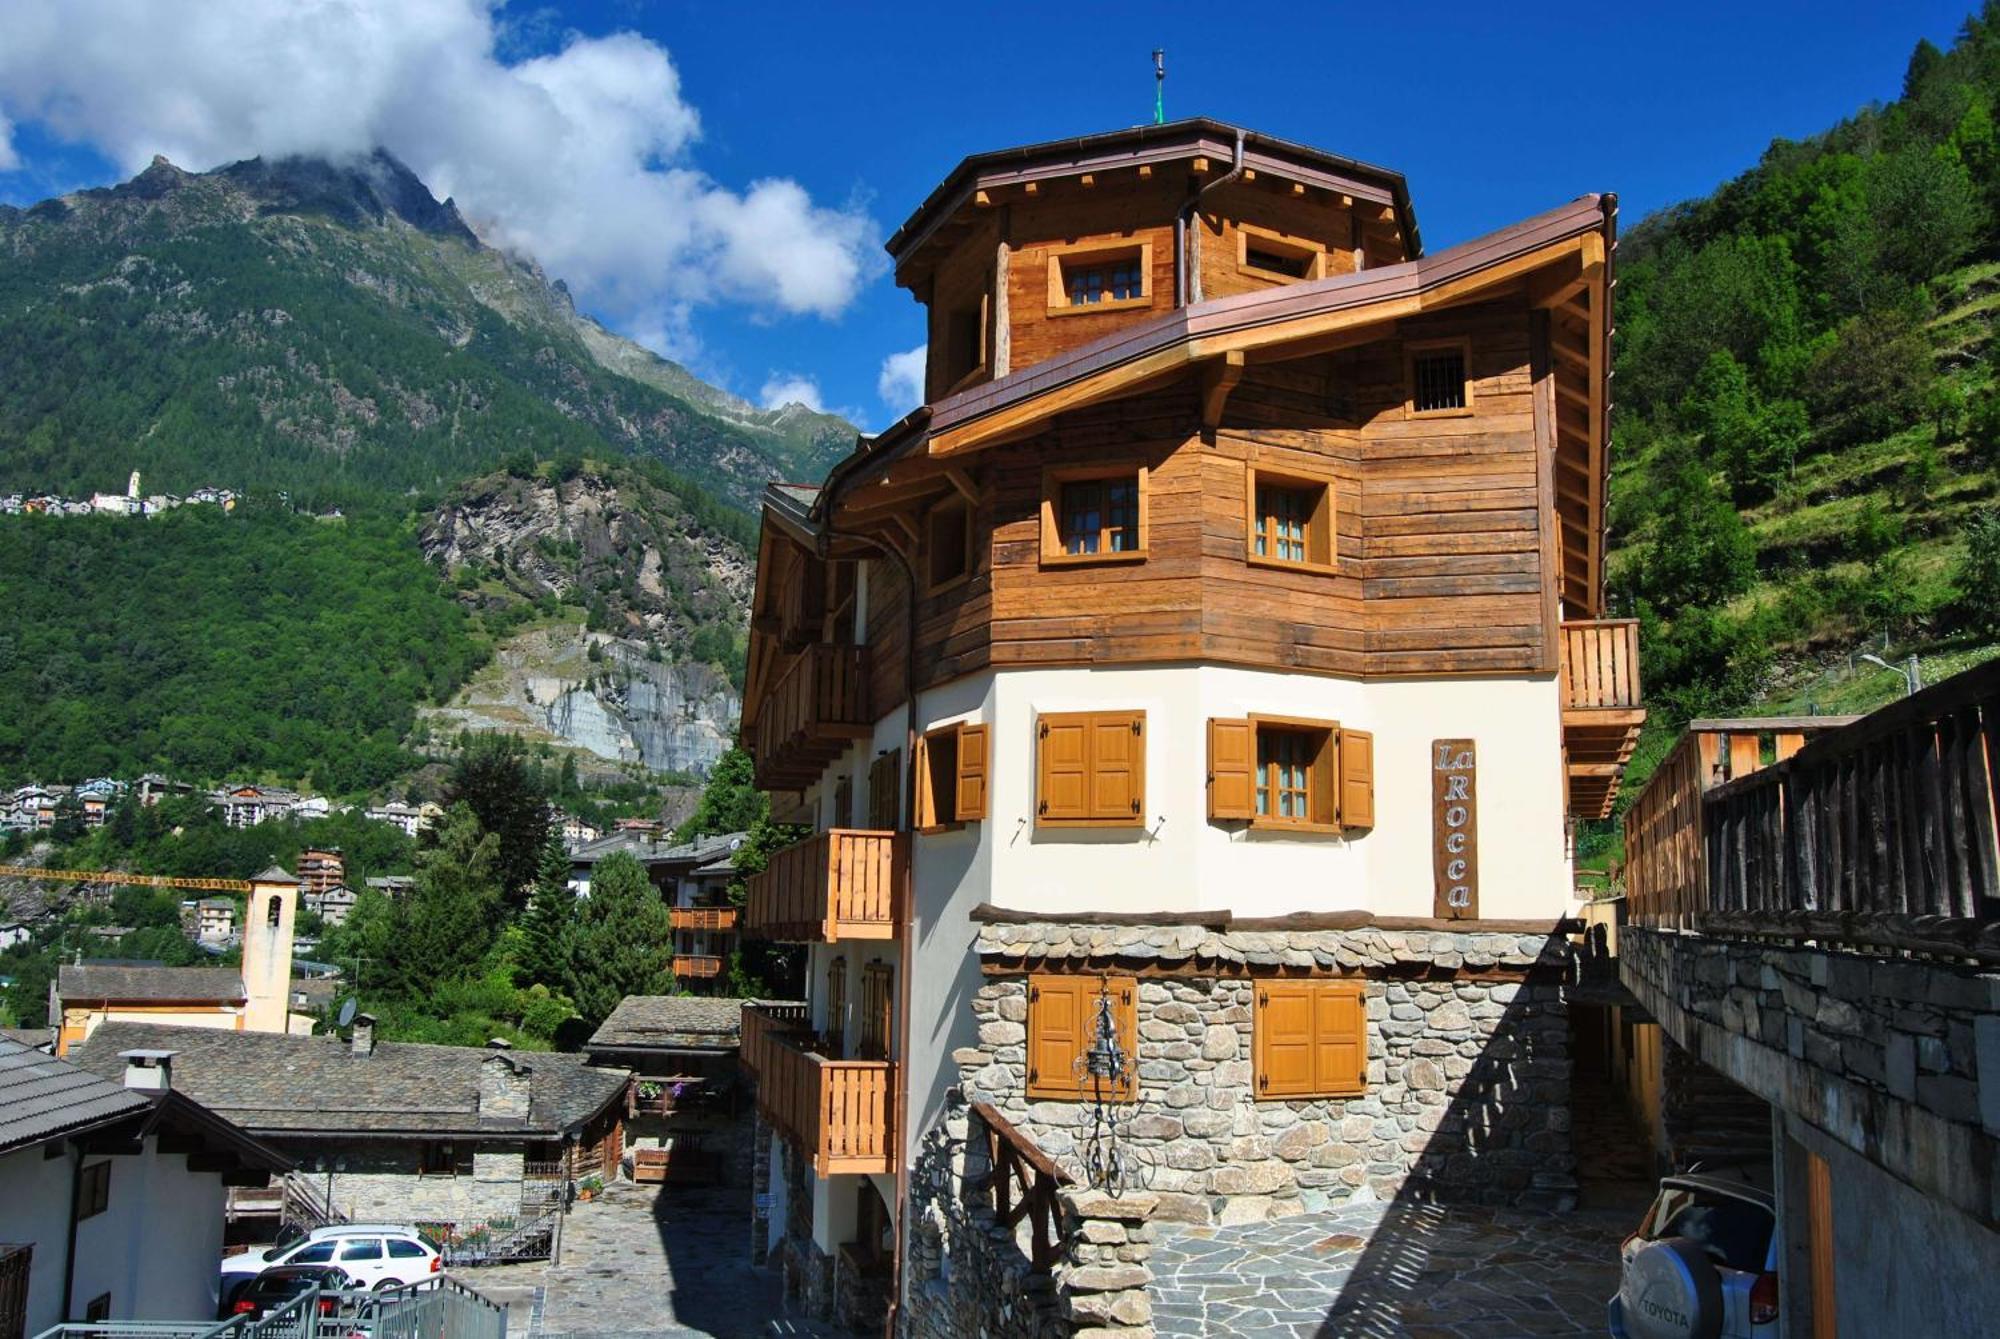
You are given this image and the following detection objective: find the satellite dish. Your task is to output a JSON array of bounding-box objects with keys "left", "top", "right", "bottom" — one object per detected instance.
[{"left": 336, "top": 997, "right": 358, "bottom": 1029}]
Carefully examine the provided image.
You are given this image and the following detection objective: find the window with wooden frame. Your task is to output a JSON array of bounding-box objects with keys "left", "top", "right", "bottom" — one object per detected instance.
[
  {"left": 418, "top": 1142, "right": 469, "bottom": 1177},
  {"left": 74, "top": 1161, "right": 110, "bottom": 1221},
  {"left": 1236, "top": 223, "right": 1327, "bottom": 284},
  {"left": 1036, "top": 711, "right": 1145, "bottom": 827},
  {"left": 824, "top": 956, "right": 847, "bottom": 1055},
  {"left": 914, "top": 721, "right": 989, "bottom": 832},
  {"left": 1046, "top": 240, "right": 1154, "bottom": 315},
  {"left": 1254, "top": 980, "right": 1366, "bottom": 1099},
  {"left": 938, "top": 289, "right": 990, "bottom": 391},
  {"left": 1244, "top": 464, "right": 1335, "bottom": 572},
  {"left": 1039, "top": 465, "right": 1149, "bottom": 566},
  {"left": 926, "top": 497, "right": 974, "bottom": 593},
  {"left": 1406, "top": 338, "right": 1473, "bottom": 417},
  {"left": 859, "top": 961, "right": 894, "bottom": 1060},
  {"left": 867, "top": 750, "right": 901, "bottom": 829},
  {"left": 1208, "top": 718, "right": 1373, "bottom": 833},
  {"left": 1026, "top": 973, "right": 1137, "bottom": 1100}
]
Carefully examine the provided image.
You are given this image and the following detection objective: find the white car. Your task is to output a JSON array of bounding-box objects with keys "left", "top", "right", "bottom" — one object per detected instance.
[
  {"left": 1608, "top": 1174, "right": 1779, "bottom": 1339},
  {"left": 221, "top": 1225, "right": 440, "bottom": 1301}
]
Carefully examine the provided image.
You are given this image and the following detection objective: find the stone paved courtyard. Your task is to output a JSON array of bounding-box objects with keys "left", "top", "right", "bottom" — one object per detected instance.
[
  {"left": 1149, "top": 1200, "right": 1626, "bottom": 1338},
  {"left": 472, "top": 1179, "right": 827, "bottom": 1338}
]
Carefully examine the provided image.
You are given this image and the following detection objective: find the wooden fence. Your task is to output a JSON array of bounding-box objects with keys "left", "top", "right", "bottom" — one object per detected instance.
[
  {"left": 968, "top": 1101, "right": 1072, "bottom": 1271},
  {"left": 1627, "top": 660, "right": 2000, "bottom": 961}
]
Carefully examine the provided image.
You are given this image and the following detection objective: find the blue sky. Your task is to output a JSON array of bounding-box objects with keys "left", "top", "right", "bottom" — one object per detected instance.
[{"left": 0, "top": 1, "right": 1977, "bottom": 430}]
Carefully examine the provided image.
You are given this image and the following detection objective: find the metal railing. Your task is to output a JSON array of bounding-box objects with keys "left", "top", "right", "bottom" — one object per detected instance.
[
  {"left": 32, "top": 1279, "right": 504, "bottom": 1339},
  {"left": 415, "top": 1211, "right": 560, "bottom": 1265}
]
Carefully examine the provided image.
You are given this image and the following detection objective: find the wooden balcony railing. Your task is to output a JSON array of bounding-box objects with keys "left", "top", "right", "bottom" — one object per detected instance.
[
  {"left": 968, "top": 1101, "right": 1072, "bottom": 1271},
  {"left": 1559, "top": 619, "right": 1646, "bottom": 821},
  {"left": 748, "top": 1007, "right": 895, "bottom": 1176},
  {"left": 1560, "top": 618, "right": 1642, "bottom": 711},
  {"left": 752, "top": 643, "right": 871, "bottom": 790},
  {"left": 671, "top": 955, "right": 724, "bottom": 979},
  {"left": 744, "top": 829, "right": 902, "bottom": 943},
  {"left": 741, "top": 1001, "right": 810, "bottom": 1079},
  {"left": 670, "top": 907, "right": 738, "bottom": 931}
]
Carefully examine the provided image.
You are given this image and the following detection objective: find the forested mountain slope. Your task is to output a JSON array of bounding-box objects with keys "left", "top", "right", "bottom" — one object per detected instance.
[
  {"left": 1607, "top": 6, "right": 2000, "bottom": 788},
  {"left": 0, "top": 150, "right": 855, "bottom": 511}
]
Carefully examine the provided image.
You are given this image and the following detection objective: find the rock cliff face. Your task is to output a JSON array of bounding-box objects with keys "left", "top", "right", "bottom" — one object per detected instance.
[{"left": 419, "top": 466, "right": 751, "bottom": 778}]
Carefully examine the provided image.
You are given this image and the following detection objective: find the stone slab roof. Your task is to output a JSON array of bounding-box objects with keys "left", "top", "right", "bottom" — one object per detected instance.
[
  {"left": 587, "top": 995, "right": 763, "bottom": 1051},
  {"left": 71, "top": 1022, "right": 629, "bottom": 1139},
  {"left": 0, "top": 1034, "right": 148, "bottom": 1153},
  {"left": 58, "top": 963, "right": 245, "bottom": 1002}
]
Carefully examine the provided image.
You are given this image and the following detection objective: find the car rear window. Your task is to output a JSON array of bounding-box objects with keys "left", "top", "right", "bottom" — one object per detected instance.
[
  {"left": 1648, "top": 1189, "right": 1774, "bottom": 1273},
  {"left": 386, "top": 1240, "right": 429, "bottom": 1259}
]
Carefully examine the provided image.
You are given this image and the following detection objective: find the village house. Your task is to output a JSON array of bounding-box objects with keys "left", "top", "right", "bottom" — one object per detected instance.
[
  {"left": 363, "top": 800, "right": 438, "bottom": 838},
  {"left": 0, "top": 1038, "right": 288, "bottom": 1333},
  {"left": 71, "top": 1019, "right": 631, "bottom": 1228},
  {"left": 53, "top": 867, "right": 315, "bottom": 1054},
  {"left": 186, "top": 896, "right": 236, "bottom": 944},
  {"left": 587, "top": 995, "right": 761, "bottom": 1186},
  {"left": 211, "top": 784, "right": 301, "bottom": 829},
  {"left": 304, "top": 883, "right": 358, "bottom": 927},
  {"left": 566, "top": 830, "right": 745, "bottom": 991},
  {"left": 734, "top": 118, "right": 1636, "bottom": 1333}
]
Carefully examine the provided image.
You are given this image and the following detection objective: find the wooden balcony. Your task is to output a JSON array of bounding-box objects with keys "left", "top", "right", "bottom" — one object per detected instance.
[
  {"left": 741, "top": 1001, "right": 810, "bottom": 1080},
  {"left": 752, "top": 643, "right": 871, "bottom": 791},
  {"left": 671, "top": 955, "right": 724, "bottom": 979},
  {"left": 744, "top": 829, "right": 902, "bottom": 943},
  {"left": 1559, "top": 619, "right": 1646, "bottom": 820},
  {"left": 670, "top": 906, "right": 739, "bottom": 931},
  {"left": 745, "top": 1004, "right": 895, "bottom": 1176}
]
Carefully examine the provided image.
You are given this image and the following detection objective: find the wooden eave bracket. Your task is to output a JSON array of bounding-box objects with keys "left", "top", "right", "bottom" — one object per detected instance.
[{"left": 1200, "top": 351, "right": 1246, "bottom": 433}]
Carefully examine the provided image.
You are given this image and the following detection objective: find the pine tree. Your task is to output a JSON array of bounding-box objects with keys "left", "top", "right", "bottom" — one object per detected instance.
[
  {"left": 517, "top": 831, "right": 576, "bottom": 991},
  {"left": 443, "top": 733, "right": 552, "bottom": 909},
  {"left": 384, "top": 804, "right": 501, "bottom": 998},
  {"left": 673, "top": 747, "right": 766, "bottom": 841},
  {"left": 568, "top": 850, "right": 672, "bottom": 1025}
]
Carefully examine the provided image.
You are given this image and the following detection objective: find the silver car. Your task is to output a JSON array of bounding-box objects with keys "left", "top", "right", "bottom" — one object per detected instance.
[{"left": 1608, "top": 1174, "right": 1780, "bottom": 1339}]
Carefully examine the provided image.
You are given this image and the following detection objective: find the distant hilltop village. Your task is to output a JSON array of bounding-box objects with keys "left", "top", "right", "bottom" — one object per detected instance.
[
  {"left": 2, "top": 775, "right": 441, "bottom": 838},
  {"left": 0, "top": 470, "right": 238, "bottom": 518}
]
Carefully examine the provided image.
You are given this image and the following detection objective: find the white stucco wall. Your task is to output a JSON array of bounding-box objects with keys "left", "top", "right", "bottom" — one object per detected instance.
[{"left": 1, "top": 1137, "right": 227, "bottom": 1332}]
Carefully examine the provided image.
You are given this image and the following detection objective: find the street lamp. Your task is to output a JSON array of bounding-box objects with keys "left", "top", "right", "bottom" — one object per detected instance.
[{"left": 1859, "top": 653, "right": 1922, "bottom": 698}]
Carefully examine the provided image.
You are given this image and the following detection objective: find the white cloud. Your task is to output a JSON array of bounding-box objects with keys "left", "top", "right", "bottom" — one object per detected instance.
[
  {"left": 878, "top": 344, "right": 926, "bottom": 413},
  {"left": 758, "top": 372, "right": 825, "bottom": 412},
  {"left": 0, "top": 0, "right": 880, "bottom": 331},
  {"left": 0, "top": 112, "right": 16, "bottom": 171}
]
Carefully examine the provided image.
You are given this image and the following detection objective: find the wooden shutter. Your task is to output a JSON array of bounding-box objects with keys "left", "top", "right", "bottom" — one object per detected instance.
[
  {"left": 913, "top": 734, "right": 938, "bottom": 830},
  {"left": 955, "top": 723, "right": 989, "bottom": 820},
  {"left": 1036, "top": 716, "right": 1091, "bottom": 823},
  {"left": 1313, "top": 982, "right": 1366, "bottom": 1095},
  {"left": 1311, "top": 727, "right": 1341, "bottom": 827},
  {"left": 1026, "top": 974, "right": 1085, "bottom": 1097},
  {"left": 825, "top": 957, "right": 847, "bottom": 1054},
  {"left": 1255, "top": 982, "right": 1315, "bottom": 1098},
  {"left": 1340, "top": 729, "right": 1375, "bottom": 830},
  {"left": 868, "top": 750, "right": 900, "bottom": 829},
  {"left": 1208, "top": 718, "right": 1256, "bottom": 820},
  {"left": 1088, "top": 711, "right": 1144, "bottom": 822}
]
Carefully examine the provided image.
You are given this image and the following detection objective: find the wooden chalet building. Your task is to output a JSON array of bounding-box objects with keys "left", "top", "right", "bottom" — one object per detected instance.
[{"left": 736, "top": 119, "right": 1640, "bottom": 1334}]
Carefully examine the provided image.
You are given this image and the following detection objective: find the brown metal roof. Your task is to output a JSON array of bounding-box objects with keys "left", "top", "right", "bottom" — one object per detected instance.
[{"left": 888, "top": 118, "right": 1419, "bottom": 276}]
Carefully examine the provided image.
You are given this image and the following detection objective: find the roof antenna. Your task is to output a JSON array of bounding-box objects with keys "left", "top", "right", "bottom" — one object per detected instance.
[{"left": 1153, "top": 49, "right": 1166, "bottom": 125}]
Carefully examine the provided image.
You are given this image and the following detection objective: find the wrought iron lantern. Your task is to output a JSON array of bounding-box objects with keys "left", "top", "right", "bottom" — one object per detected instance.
[{"left": 1074, "top": 982, "right": 1132, "bottom": 1192}]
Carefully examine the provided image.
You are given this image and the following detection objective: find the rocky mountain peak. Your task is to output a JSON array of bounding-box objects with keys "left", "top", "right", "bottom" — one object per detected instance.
[{"left": 214, "top": 148, "right": 479, "bottom": 244}]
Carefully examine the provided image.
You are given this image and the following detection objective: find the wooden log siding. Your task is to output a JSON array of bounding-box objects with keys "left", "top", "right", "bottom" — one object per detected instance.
[
  {"left": 1701, "top": 662, "right": 2000, "bottom": 932},
  {"left": 968, "top": 1100, "right": 1073, "bottom": 1271},
  {"left": 744, "top": 829, "right": 903, "bottom": 943},
  {"left": 753, "top": 1022, "right": 896, "bottom": 1175},
  {"left": 751, "top": 643, "right": 870, "bottom": 789}
]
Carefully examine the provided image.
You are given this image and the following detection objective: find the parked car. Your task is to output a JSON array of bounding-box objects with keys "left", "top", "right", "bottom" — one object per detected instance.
[
  {"left": 227, "top": 1264, "right": 354, "bottom": 1320},
  {"left": 1608, "top": 1174, "right": 1780, "bottom": 1339},
  {"left": 221, "top": 1225, "right": 440, "bottom": 1303}
]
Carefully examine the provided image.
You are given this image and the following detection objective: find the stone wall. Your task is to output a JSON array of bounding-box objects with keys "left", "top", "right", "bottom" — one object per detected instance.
[
  {"left": 957, "top": 922, "right": 1574, "bottom": 1227},
  {"left": 1622, "top": 925, "right": 2000, "bottom": 1229},
  {"left": 315, "top": 1143, "right": 526, "bottom": 1224}
]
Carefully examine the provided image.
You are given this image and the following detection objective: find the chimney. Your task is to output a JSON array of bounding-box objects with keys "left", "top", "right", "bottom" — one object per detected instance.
[
  {"left": 351, "top": 1013, "right": 376, "bottom": 1058},
  {"left": 120, "top": 1049, "right": 175, "bottom": 1092},
  {"left": 486, "top": 1038, "right": 513, "bottom": 1050},
  {"left": 478, "top": 1053, "right": 531, "bottom": 1120}
]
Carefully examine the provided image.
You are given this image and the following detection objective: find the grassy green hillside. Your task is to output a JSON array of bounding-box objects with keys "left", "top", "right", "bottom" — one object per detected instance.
[{"left": 1602, "top": 7, "right": 2000, "bottom": 823}]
